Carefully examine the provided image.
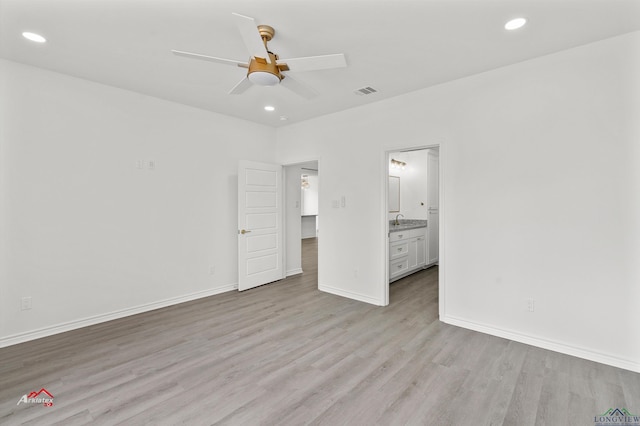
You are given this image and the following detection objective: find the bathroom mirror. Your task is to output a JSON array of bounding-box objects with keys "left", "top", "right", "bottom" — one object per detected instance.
[{"left": 388, "top": 176, "right": 400, "bottom": 212}]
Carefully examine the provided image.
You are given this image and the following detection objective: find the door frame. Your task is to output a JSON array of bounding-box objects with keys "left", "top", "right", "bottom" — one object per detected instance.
[{"left": 382, "top": 143, "right": 444, "bottom": 319}]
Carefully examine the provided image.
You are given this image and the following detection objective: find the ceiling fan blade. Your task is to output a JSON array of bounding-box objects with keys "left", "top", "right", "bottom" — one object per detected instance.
[
  {"left": 278, "top": 54, "right": 346, "bottom": 72},
  {"left": 172, "top": 50, "right": 248, "bottom": 67},
  {"left": 280, "top": 75, "right": 318, "bottom": 100},
  {"left": 232, "top": 12, "right": 271, "bottom": 63},
  {"left": 229, "top": 77, "right": 252, "bottom": 95}
]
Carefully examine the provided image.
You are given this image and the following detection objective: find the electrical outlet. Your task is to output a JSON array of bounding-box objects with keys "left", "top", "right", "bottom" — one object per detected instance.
[
  {"left": 332, "top": 200, "right": 339, "bottom": 208},
  {"left": 136, "top": 160, "right": 144, "bottom": 170},
  {"left": 21, "top": 296, "right": 32, "bottom": 311},
  {"left": 527, "top": 298, "right": 535, "bottom": 312},
  {"left": 341, "top": 196, "right": 346, "bottom": 208},
  {"left": 147, "top": 160, "right": 156, "bottom": 170}
]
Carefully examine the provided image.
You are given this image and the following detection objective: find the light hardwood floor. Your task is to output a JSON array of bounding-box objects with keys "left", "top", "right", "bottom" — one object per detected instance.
[{"left": 1, "top": 238, "right": 638, "bottom": 425}]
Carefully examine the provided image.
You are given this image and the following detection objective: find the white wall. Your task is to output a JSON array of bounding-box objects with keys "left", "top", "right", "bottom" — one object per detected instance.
[
  {"left": 302, "top": 174, "right": 319, "bottom": 216},
  {"left": 301, "top": 173, "right": 319, "bottom": 239},
  {"left": 0, "top": 59, "right": 277, "bottom": 344},
  {"left": 301, "top": 216, "right": 317, "bottom": 239},
  {"left": 276, "top": 32, "right": 640, "bottom": 372}
]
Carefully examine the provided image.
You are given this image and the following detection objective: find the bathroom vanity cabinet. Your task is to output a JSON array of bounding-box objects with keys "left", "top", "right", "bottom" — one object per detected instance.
[{"left": 389, "top": 225, "right": 427, "bottom": 282}]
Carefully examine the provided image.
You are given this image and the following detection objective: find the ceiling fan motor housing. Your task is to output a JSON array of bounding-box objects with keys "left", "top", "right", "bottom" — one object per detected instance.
[{"left": 248, "top": 52, "right": 283, "bottom": 86}]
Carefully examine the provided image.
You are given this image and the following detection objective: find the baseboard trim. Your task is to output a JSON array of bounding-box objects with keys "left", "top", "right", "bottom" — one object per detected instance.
[
  {"left": 286, "top": 268, "right": 303, "bottom": 277},
  {"left": 442, "top": 315, "right": 640, "bottom": 373},
  {"left": 319, "top": 284, "right": 383, "bottom": 306},
  {"left": 0, "top": 284, "right": 238, "bottom": 348}
]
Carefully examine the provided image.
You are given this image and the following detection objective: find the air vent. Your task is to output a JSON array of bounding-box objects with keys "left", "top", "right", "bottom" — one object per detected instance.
[{"left": 354, "top": 86, "right": 378, "bottom": 96}]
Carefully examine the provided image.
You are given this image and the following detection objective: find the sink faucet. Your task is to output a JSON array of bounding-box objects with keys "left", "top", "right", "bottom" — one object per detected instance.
[{"left": 394, "top": 214, "right": 404, "bottom": 226}]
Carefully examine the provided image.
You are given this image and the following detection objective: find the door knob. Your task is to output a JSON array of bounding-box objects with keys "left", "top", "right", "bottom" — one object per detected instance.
[{"left": 240, "top": 229, "right": 251, "bottom": 234}]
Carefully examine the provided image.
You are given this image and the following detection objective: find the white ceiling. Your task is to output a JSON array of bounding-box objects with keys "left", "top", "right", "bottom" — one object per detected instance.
[{"left": 1, "top": 0, "right": 639, "bottom": 127}]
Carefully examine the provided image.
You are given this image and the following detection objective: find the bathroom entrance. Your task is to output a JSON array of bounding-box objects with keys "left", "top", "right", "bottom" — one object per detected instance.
[{"left": 386, "top": 147, "right": 439, "bottom": 304}]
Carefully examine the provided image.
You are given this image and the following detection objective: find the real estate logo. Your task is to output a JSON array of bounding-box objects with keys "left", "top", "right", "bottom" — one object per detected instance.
[
  {"left": 594, "top": 408, "right": 640, "bottom": 426},
  {"left": 16, "top": 388, "right": 54, "bottom": 407}
]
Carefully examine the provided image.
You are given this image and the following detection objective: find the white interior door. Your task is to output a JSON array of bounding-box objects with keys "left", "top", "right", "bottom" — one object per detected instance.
[
  {"left": 427, "top": 150, "right": 439, "bottom": 264},
  {"left": 238, "top": 160, "right": 284, "bottom": 291}
]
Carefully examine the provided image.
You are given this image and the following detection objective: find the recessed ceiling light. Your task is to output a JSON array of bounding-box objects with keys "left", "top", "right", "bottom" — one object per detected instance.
[
  {"left": 264, "top": 105, "right": 275, "bottom": 112},
  {"left": 22, "top": 32, "right": 46, "bottom": 43},
  {"left": 505, "top": 18, "right": 527, "bottom": 30},
  {"left": 280, "top": 116, "right": 288, "bottom": 121}
]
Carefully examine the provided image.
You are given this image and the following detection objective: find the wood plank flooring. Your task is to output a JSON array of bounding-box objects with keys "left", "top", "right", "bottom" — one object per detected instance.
[{"left": 1, "top": 237, "right": 638, "bottom": 425}]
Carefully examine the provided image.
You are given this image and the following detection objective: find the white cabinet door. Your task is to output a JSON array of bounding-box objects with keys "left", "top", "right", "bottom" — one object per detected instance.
[
  {"left": 416, "top": 234, "right": 426, "bottom": 267},
  {"left": 407, "top": 238, "right": 418, "bottom": 269}
]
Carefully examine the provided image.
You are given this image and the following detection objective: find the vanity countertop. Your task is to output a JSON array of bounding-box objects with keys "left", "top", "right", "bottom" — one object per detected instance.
[{"left": 389, "top": 219, "right": 428, "bottom": 232}]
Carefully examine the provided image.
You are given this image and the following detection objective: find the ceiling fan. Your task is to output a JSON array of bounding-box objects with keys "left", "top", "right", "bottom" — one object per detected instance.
[{"left": 171, "top": 13, "right": 347, "bottom": 99}]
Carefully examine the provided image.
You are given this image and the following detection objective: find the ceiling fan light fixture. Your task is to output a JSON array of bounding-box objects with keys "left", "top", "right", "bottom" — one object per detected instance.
[{"left": 248, "top": 71, "right": 280, "bottom": 86}]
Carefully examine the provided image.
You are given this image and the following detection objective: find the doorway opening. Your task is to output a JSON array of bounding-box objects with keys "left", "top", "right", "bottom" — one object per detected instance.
[
  {"left": 384, "top": 146, "right": 440, "bottom": 306},
  {"left": 284, "top": 161, "right": 319, "bottom": 281}
]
